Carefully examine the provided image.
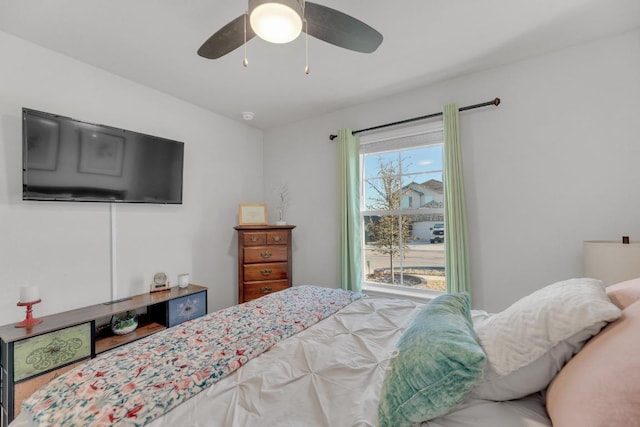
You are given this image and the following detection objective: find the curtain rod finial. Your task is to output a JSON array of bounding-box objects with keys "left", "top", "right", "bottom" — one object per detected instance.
[
  {"left": 329, "top": 134, "right": 338, "bottom": 141},
  {"left": 493, "top": 98, "right": 501, "bottom": 106}
]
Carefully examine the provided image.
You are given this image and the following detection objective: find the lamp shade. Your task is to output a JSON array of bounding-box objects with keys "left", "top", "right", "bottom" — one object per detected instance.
[{"left": 583, "top": 240, "right": 640, "bottom": 286}]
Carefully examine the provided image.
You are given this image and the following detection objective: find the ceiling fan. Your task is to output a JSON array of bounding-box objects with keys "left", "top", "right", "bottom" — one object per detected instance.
[{"left": 197, "top": 0, "right": 383, "bottom": 63}]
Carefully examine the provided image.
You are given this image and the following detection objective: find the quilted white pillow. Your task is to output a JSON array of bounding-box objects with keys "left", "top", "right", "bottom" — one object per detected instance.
[{"left": 472, "top": 278, "right": 621, "bottom": 400}]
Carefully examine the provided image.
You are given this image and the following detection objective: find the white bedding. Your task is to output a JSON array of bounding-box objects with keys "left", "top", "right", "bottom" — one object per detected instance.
[
  {"left": 12, "top": 295, "right": 552, "bottom": 427},
  {"left": 149, "top": 295, "right": 551, "bottom": 427}
]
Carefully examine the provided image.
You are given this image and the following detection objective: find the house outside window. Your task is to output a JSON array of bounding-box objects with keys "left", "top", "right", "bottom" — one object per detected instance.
[{"left": 360, "top": 122, "right": 445, "bottom": 297}]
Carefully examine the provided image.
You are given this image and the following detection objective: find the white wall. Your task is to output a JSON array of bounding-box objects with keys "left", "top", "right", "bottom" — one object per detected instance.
[
  {"left": 2, "top": 28, "right": 638, "bottom": 324},
  {"left": 264, "top": 29, "right": 640, "bottom": 312},
  {"left": 0, "top": 31, "right": 263, "bottom": 325}
]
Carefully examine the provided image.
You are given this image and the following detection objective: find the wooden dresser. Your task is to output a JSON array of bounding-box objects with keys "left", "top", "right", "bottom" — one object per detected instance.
[
  {"left": 235, "top": 225, "right": 295, "bottom": 303},
  {"left": 0, "top": 285, "right": 207, "bottom": 427}
]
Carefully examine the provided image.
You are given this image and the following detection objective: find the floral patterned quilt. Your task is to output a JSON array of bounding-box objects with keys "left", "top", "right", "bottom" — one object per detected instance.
[{"left": 22, "top": 286, "right": 362, "bottom": 426}]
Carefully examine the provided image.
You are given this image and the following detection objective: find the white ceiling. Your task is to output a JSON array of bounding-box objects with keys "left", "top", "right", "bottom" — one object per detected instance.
[{"left": 1, "top": 0, "right": 639, "bottom": 129}]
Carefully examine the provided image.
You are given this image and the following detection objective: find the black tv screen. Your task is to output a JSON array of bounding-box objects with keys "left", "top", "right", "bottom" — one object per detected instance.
[{"left": 22, "top": 108, "right": 184, "bottom": 204}]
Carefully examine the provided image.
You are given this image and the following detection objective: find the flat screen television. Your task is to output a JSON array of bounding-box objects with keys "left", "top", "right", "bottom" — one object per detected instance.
[{"left": 22, "top": 108, "right": 184, "bottom": 204}]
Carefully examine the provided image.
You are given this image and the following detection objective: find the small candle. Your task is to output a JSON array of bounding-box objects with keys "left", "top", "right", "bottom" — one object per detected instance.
[
  {"left": 19, "top": 285, "right": 39, "bottom": 303},
  {"left": 178, "top": 274, "right": 190, "bottom": 288}
]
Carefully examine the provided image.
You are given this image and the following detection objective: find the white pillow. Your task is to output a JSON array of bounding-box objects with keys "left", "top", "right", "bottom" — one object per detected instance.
[
  {"left": 472, "top": 278, "right": 621, "bottom": 401},
  {"left": 472, "top": 321, "right": 605, "bottom": 400}
]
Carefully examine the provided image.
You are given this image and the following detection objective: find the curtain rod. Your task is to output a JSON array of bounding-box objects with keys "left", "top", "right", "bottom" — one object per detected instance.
[{"left": 328, "top": 97, "right": 500, "bottom": 141}]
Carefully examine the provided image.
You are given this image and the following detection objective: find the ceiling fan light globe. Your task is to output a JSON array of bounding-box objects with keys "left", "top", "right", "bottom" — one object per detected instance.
[{"left": 250, "top": 3, "right": 302, "bottom": 44}]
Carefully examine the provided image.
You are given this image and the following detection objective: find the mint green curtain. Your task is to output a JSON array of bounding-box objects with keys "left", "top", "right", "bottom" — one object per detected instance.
[
  {"left": 338, "top": 129, "right": 363, "bottom": 292},
  {"left": 443, "top": 104, "right": 472, "bottom": 295}
]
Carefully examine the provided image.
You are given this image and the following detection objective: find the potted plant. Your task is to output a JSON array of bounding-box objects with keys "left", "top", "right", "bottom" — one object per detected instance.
[{"left": 110, "top": 311, "right": 138, "bottom": 335}]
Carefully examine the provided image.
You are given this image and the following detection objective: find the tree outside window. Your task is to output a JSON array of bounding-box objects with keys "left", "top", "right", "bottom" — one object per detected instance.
[{"left": 365, "top": 157, "right": 412, "bottom": 284}]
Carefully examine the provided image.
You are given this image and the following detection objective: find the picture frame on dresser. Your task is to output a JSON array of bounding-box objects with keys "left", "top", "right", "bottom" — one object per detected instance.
[{"left": 238, "top": 204, "right": 268, "bottom": 225}]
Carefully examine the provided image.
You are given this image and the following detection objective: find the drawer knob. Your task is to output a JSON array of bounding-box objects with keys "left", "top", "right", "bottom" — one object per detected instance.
[
  {"left": 260, "top": 252, "right": 272, "bottom": 258},
  {"left": 260, "top": 286, "right": 273, "bottom": 294},
  {"left": 45, "top": 345, "right": 61, "bottom": 355},
  {"left": 272, "top": 236, "right": 282, "bottom": 242},
  {"left": 260, "top": 269, "right": 272, "bottom": 276},
  {"left": 250, "top": 236, "right": 259, "bottom": 242}
]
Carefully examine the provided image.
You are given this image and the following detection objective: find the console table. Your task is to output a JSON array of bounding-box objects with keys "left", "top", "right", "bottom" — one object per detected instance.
[{"left": 0, "top": 284, "right": 207, "bottom": 426}]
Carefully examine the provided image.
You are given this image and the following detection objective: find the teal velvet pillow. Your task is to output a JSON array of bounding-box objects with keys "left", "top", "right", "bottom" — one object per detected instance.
[{"left": 378, "top": 293, "right": 486, "bottom": 427}]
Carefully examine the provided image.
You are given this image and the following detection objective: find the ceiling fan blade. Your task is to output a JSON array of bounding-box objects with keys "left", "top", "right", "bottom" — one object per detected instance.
[
  {"left": 197, "top": 14, "right": 256, "bottom": 59},
  {"left": 303, "top": 2, "right": 383, "bottom": 53}
]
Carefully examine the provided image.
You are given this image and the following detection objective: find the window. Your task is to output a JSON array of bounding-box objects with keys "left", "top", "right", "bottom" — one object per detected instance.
[{"left": 360, "top": 122, "right": 445, "bottom": 296}]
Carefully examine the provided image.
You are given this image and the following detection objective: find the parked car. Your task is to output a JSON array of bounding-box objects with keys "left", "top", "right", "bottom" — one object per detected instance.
[{"left": 430, "top": 223, "right": 445, "bottom": 243}]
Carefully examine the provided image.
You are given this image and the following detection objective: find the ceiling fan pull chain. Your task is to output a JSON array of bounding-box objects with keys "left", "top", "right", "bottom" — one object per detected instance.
[
  {"left": 304, "top": 19, "right": 310, "bottom": 74},
  {"left": 298, "top": 0, "right": 309, "bottom": 74},
  {"left": 242, "top": 11, "right": 249, "bottom": 67}
]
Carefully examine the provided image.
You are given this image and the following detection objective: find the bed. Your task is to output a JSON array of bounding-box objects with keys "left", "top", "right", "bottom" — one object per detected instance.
[{"left": 11, "top": 278, "right": 640, "bottom": 427}]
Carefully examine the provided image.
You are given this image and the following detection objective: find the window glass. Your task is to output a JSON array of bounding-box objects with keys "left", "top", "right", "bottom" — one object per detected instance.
[{"left": 361, "top": 124, "right": 445, "bottom": 294}]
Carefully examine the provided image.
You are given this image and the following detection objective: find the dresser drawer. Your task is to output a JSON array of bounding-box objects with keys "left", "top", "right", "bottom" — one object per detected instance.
[
  {"left": 14, "top": 360, "right": 84, "bottom": 416},
  {"left": 243, "top": 281, "right": 290, "bottom": 301},
  {"left": 244, "top": 246, "right": 288, "bottom": 264},
  {"left": 13, "top": 323, "right": 92, "bottom": 381},
  {"left": 167, "top": 291, "right": 207, "bottom": 327},
  {"left": 266, "top": 231, "right": 288, "bottom": 245},
  {"left": 244, "top": 262, "right": 288, "bottom": 281},
  {"left": 243, "top": 232, "right": 266, "bottom": 246}
]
